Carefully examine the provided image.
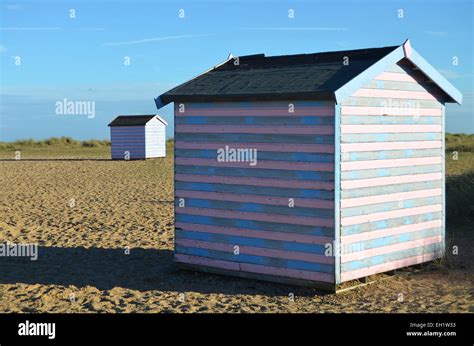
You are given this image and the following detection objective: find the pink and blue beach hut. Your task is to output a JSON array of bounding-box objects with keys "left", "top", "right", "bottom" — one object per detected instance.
[{"left": 154, "top": 40, "right": 462, "bottom": 291}]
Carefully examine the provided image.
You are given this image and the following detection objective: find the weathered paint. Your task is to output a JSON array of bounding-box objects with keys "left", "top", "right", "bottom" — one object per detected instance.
[
  {"left": 338, "top": 60, "right": 445, "bottom": 282},
  {"left": 166, "top": 46, "right": 461, "bottom": 289},
  {"left": 174, "top": 101, "right": 336, "bottom": 284}
]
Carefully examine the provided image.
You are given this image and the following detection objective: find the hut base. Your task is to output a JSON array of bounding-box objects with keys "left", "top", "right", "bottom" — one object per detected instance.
[{"left": 176, "top": 262, "right": 336, "bottom": 292}]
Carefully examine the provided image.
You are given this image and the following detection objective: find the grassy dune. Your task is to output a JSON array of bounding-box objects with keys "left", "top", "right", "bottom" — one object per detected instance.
[{"left": 0, "top": 136, "right": 175, "bottom": 159}]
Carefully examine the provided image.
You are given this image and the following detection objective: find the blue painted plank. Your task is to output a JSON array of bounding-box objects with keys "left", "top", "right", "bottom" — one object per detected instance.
[
  {"left": 175, "top": 149, "right": 334, "bottom": 163},
  {"left": 175, "top": 182, "right": 334, "bottom": 199},
  {"left": 176, "top": 116, "right": 335, "bottom": 125},
  {"left": 176, "top": 133, "right": 334, "bottom": 144},
  {"left": 345, "top": 227, "right": 441, "bottom": 253},
  {"left": 341, "top": 211, "right": 443, "bottom": 235},
  {"left": 341, "top": 242, "right": 443, "bottom": 272},
  {"left": 176, "top": 214, "right": 334, "bottom": 237},
  {"left": 175, "top": 165, "right": 335, "bottom": 181},
  {"left": 175, "top": 198, "right": 334, "bottom": 218},
  {"left": 341, "top": 180, "right": 442, "bottom": 199},
  {"left": 341, "top": 196, "right": 443, "bottom": 218},
  {"left": 176, "top": 229, "right": 326, "bottom": 254},
  {"left": 175, "top": 246, "right": 334, "bottom": 273}
]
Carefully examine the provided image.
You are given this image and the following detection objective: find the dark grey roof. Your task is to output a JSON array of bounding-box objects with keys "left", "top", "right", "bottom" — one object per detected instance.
[
  {"left": 108, "top": 115, "right": 156, "bottom": 127},
  {"left": 158, "top": 45, "right": 399, "bottom": 104}
]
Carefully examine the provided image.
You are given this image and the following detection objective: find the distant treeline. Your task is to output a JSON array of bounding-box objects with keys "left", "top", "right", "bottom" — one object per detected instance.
[
  {"left": 0, "top": 137, "right": 110, "bottom": 148},
  {"left": 0, "top": 136, "right": 175, "bottom": 149},
  {"left": 0, "top": 134, "right": 472, "bottom": 151}
]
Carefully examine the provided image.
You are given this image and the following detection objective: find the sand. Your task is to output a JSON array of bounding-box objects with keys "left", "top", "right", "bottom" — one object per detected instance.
[{"left": 0, "top": 156, "right": 472, "bottom": 313}]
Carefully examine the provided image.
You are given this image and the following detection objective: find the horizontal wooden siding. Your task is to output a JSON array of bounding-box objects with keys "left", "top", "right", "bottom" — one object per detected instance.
[
  {"left": 145, "top": 119, "right": 166, "bottom": 158},
  {"left": 338, "top": 60, "right": 445, "bottom": 282},
  {"left": 174, "top": 101, "right": 336, "bottom": 284},
  {"left": 110, "top": 126, "right": 146, "bottom": 160}
]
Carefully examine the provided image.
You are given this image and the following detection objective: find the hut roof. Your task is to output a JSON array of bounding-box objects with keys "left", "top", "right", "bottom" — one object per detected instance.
[
  {"left": 108, "top": 115, "right": 168, "bottom": 127},
  {"left": 155, "top": 40, "right": 462, "bottom": 107}
]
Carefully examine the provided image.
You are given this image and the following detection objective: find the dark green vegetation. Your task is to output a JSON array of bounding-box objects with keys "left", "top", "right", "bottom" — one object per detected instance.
[{"left": 444, "top": 134, "right": 474, "bottom": 225}]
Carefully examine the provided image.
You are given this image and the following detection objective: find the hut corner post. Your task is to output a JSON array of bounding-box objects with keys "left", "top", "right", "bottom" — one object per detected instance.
[
  {"left": 442, "top": 105, "right": 446, "bottom": 259},
  {"left": 334, "top": 103, "right": 341, "bottom": 288}
]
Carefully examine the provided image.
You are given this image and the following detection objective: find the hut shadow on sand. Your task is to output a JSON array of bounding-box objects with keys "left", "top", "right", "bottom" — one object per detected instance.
[{"left": 0, "top": 245, "right": 326, "bottom": 297}]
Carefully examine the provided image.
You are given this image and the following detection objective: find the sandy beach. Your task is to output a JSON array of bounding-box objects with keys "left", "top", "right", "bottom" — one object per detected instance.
[{"left": 0, "top": 154, "right": 472, "bottom": 313}]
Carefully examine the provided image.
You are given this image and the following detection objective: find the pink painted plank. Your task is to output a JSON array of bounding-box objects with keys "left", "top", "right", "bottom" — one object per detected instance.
[
  {"left": 341, "top": 106, "right": 442, "bottom": 116},
  {"left": 341, "top": 219, "right": 442, "bottom": 245},
  {"left": 175, "top": 174, "right": 335, "bottom": 190},
  {"left": 175, "top": 253, "right": 335, "bottom": 283},
  {"left": 341, "top": 188, "right": 443, "bottom": 208},
  {"left": 175, "top": 107, "right": 335, "bottom": 117},
  {"left": 341, "top": 235, "right": 442, "bottom": 263},
  {"left": 176, "top": 157, "right": 334, "bottom": 172},
  {"left": 341, "top": 141, "right": 442, "bottom": 152},
  {"left": 175, "top": 222, "right": 334, "bottom": 245},
  {"left": 175, "top": 238, "right": 333, "bottom": 264},
  {"left": 175, "top": 190, "right": 334, "bottom": 209},
  {"left": 340, "top": 250, "right": 442, "bottom": 282},
  {"left": 373, "top": 72, "right": 418, "bottom": 83},
  {"left": 176, "top": 207, "right": 334, "bottom": 227},
  {"left": 240, "top": 262, "right": 334, "bottom": 283},
  {"left": 341, "top": 172, "right": 442, "bottom": 190},
  {"left": 341, "top": 156, "right": 442, "bottom": 172},
  {"left": 341, "top": 204, "right": 442, "bottom": 227},
  {"left": 176, "top": 125, "right": 334, "bottom": 135},
  {"left": 340, "top": 124, "right": 442, "bottom": 134},
  {"left": 175, "top": 141, "right": 335, "bottom": 153},
  {"left": 351, "top": 88, "right": 439, "bottom": 100}
]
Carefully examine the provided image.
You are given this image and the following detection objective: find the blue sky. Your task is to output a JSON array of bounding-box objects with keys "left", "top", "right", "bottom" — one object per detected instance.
[{"left": 0, "top": 0, "right": 472, "bottom": 141}]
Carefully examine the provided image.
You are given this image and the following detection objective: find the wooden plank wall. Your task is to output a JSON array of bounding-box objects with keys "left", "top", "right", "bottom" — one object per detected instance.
[
  {"left": 145, "top": 118, "right": 166, "bottom": 158},
  {"left": 339, "top": 60, "right": 445, "bottom": 282},
  {"left": 110, "top": 126, "right": 146, "bottom": 160},
  {"left": 174, "top": 101, "right": 336, "bottom": 284}
]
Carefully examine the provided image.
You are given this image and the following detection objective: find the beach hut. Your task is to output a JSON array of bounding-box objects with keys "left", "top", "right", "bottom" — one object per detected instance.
[
  {"left": 154, "top": 40, "right": 462, "bottom": 291},
  {"left": 108, "top": 114, "right": 168, "bottom": 160}
]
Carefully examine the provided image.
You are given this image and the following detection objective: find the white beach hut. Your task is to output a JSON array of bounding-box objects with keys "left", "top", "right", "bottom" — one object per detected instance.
[{"left": 108, "top": 114, "right": 168, "bottom": 160}]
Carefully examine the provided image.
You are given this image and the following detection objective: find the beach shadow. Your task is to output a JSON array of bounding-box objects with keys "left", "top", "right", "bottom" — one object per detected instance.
[{"left": 0, "top": 245, "right": 324, "bottom": 297}]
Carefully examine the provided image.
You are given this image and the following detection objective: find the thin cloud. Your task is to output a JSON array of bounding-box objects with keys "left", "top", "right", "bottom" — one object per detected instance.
[
  {"left": 438, "top": 69, "right": 471, "bottom": 80},
  {"left": 4, "top": 4, "right": 23, "bottom": 10},
  {"left": 241, "top": 27, "right": 348, "bottom": 31},
  {"left": 103, "top": 34, "right": 213, "bottom": 47},
  {"left": 424, "top": 30, "right": 448, "bottom": 38},
  {"left": 0, "top": 27, "right": 61, "bottom": 31},
  {"left": 0, "top": 45, "right": 7, "bottom": 53}
]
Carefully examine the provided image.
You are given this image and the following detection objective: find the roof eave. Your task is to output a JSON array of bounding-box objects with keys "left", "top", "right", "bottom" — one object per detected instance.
[
  {"left": 159, "top": 91, "right": 335, "bottom": 104},
  {"left": 406, "top": 47, "right": 462, "bottom": 104},
  {"left": 334, "top": 42, "right": 463, "bottom": 105}
]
